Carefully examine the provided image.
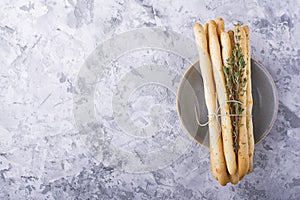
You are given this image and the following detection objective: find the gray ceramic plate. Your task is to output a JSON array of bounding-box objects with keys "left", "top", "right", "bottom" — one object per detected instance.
[{"left": 176, "top": 59, "right": 278, "bottom": 148}]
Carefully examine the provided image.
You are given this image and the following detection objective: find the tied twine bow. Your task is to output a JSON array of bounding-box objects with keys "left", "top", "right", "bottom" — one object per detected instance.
[{"left": 195, "top": 99, "right": 252, "bottom": 127}]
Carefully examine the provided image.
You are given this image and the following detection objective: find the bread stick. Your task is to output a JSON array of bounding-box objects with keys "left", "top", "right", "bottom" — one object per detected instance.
[
  {"left": 207, "top": 20, "right": 234, "bottom": 185},
  {"left": 226, "top": 29, "right": 240, "bottom": 184},
  {"left": 193, "top": 23, "right": 229, "bottom": 185},
  {"left": 243, "top": 25, "right": 255, "bottom": 173},
  {"left": 228, "top": 30, "right": 235, "bottom": 50},
  {"left": 204, "top": 23, "right": 209, "bottom": 52},
  {"left": 230, "top": 171, "right": 239, "bottom": 184},
  {"left": 194, "top": 23, "right": 217, "bottom": 180},
  {"left": 234, "top": 25, "right": 249, "bottom": 180},
  {"left": 220, "top": 31, "right": 238, "bottom": 175},
  {"left": 216, "top": 18, "right": 225, "bottom": 36}
]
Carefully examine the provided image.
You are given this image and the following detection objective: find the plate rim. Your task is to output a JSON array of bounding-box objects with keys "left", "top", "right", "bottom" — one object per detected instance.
[{"left": 176, "top": 58, "right": 279, "bottom": 149}]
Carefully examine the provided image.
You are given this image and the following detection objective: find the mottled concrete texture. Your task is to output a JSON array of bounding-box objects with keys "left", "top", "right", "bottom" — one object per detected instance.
[{"left": 0, "top": 0, "right": 299, "bottom": 199}]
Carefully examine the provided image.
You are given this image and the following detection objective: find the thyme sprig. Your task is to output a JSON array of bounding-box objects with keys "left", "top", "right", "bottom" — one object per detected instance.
[{"left": 223, "top": 25, "right": 247, "bottom": 152}]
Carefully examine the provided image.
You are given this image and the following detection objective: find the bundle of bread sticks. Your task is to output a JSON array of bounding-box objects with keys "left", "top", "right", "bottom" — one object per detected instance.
[{"left": 193, "top": 18, "right": 254, "bottom": 185}]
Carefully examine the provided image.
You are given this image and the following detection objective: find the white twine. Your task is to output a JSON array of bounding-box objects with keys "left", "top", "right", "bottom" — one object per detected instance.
[{"left": 195, "top": 100, "right": 252, "bottom": 127}]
